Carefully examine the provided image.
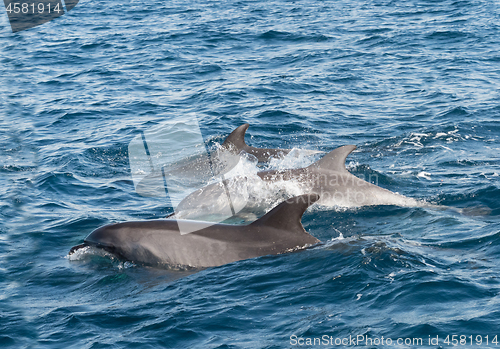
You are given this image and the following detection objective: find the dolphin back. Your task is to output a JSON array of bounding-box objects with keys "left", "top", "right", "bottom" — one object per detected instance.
[
  {"left": 251, "top": 194, "right": 320, "bottom": 237},
  {"left": 307, "top": 145, "right": 357, "bottom": 173},
  {"left": 222, "top": 123, "right": 291, "bottom": 162}
]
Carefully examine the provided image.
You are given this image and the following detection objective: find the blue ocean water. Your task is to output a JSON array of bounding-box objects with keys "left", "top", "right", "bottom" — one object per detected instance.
[{"left": 1, "top": 0, "right": 500, "bottom": 347}]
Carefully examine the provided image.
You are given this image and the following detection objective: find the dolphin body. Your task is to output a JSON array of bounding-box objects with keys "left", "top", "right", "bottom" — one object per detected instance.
[
  {"left": 221, "top": 123, "right": 292, "bottom": 162},
  {"left": 172, "top": 145, "right": 425, "bottom": 220},
  {"left": 256, "top": 145, "right": 421, "bottom": 207},
  {"left": 167, "top": 123, "right": 294, "bottom": 176},
  {"left": 69, "top": 195, "right": 320, "bottom": 268},
  {"left": 134, "top": 123, "right": 294, "bottom": 197}
]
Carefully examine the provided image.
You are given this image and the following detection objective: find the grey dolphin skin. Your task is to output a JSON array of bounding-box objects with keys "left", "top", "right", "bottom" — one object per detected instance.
[
  {"left": 222, "top": 123, "right": 291, "bottom": 162},
  {"left": 134, "top": 123, "right": 294, "bottom": 197},
  {"left": 173, "top": 145, "right": 423, "bottom": 220},
  {"left": 69, "top": 194, "right": 320, "bottom": 268},
  {"left": 257, "top": 145, "right": 421, "bottom": 207}
]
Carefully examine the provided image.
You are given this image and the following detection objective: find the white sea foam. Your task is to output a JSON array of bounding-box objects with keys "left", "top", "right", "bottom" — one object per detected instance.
[{"left": 66, "top": 245, "right": 116, "bottom": 261}]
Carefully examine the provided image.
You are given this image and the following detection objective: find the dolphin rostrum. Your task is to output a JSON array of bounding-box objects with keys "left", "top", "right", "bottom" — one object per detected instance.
[
  {"left": 172, "top": 145, "right": 426, "bottom": 220},
  {"left": 69, "top": 194, "right": 321, "bottom": 268}
]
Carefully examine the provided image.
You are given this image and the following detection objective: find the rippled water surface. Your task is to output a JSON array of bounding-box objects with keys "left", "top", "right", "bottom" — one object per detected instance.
[{"left": 1, "top": 0, "right": 500, "bottom": 348}]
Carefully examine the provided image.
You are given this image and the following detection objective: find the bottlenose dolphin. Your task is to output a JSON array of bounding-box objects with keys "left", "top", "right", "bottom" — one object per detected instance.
[
  {"left": 164, "top": 123, "right": 294, "bottom": 176},
  {"left": 221, "top": 123, "right": 292, "bottom": 162},
  {"left": 257, "top": 145, "right": 421, "bottom": 207},
  {"left": 69, "top": 194, "right": 320, "bottom": 268},
  {"left": 172, "top": 145, "right": 426, "bottom": 220},
  {"left": 134, "top": 123, "right": 296, "bottom": 197}
]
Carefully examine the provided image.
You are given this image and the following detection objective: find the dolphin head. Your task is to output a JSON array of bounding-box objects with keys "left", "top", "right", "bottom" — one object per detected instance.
[
  {"left": 81, "top": 221, "right": 177, "bottom": 264},
  {"left": 82, "top": 224, "right": 130, "bottom": 259}
]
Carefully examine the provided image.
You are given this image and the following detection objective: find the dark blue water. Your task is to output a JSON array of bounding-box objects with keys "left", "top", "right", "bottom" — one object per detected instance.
[{"left": 2, "top": 0, "right": 500, "bottom": 348}]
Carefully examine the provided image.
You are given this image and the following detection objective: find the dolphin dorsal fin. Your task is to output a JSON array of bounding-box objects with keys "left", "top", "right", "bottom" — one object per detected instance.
[
  {"left": 308, "top": 145, "right": 356, "bottom": 173},
  {"left": 221, "top": 123, "right": 293, "bottom": 162},
  {"left": 222, "top": 124, "right": 250, "bottom": 152},
  {"left": 251, "top": 194, "right": 319, "bottom": 234}
]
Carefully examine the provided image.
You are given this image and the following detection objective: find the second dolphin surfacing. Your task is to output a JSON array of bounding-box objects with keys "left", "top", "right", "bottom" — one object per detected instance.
[
  {"left": 257, "top": 145, "right": 421, "bottom": 207},
  {"left": 172, "top": 145, "right": 425, "bottom": 220}
]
